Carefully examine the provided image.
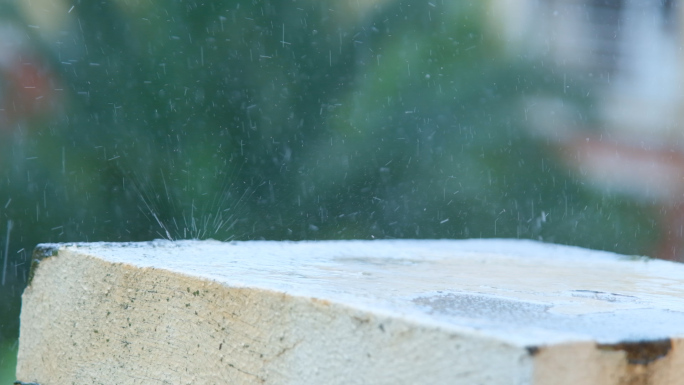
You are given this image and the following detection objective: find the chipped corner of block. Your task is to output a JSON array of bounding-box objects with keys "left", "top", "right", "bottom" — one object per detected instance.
[{"left": 27, "top": 244, "right": 62, "bottom": 287}]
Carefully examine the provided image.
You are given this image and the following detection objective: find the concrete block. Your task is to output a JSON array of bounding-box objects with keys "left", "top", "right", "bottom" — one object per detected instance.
[{"left": 15, "top": 239, "right": 684, "bottom": 384}]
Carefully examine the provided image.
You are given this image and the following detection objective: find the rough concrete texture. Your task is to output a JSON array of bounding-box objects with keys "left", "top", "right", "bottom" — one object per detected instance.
[{"left": 15, "top": 239, "right": 684, "bottom": 384}]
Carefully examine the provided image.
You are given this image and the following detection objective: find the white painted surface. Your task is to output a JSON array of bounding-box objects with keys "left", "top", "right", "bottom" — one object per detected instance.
[{"left": 16, "top": 240, "right": 684, "bottom": 384}]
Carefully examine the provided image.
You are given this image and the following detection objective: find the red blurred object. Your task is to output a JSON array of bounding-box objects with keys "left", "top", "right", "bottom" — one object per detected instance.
[
  {"left": 554, "top": 133, "right": 684, "bottom": 262},
  {"left": 0, "top": 26, "right": 59, "bottom": 134}
]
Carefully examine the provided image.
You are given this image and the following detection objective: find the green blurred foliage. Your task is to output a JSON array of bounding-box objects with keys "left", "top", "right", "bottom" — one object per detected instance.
[
  {"left": 0, "top": 340, "right": 17, "bottom": 384},
  {"left": 0, "top": 0, "right": 658, "bottom": 376}
]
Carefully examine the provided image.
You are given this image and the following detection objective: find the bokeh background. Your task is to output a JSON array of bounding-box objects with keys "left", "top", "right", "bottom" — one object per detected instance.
[{"left": 1, "top": 0, "right": 682, "bottom": 380}]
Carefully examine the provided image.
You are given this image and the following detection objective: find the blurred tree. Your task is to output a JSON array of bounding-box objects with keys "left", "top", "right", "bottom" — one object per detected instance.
[{"left": 0, "top": 1, "right": 659, "bottom": 379}]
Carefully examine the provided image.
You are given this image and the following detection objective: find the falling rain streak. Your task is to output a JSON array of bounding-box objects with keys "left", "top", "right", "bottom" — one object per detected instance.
[{"left": 2, "top": 220, "right": 13, "bottom": 286}]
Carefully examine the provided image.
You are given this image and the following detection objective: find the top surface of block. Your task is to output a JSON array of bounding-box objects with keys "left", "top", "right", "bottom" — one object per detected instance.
[{"left": 38, "top": 239, "right": 684, "bottom": 346}]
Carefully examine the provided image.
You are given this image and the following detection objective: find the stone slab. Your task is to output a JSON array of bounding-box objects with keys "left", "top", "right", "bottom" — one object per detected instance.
[{"left": 15, "top": 239, "right": 684, "bottom": 384}]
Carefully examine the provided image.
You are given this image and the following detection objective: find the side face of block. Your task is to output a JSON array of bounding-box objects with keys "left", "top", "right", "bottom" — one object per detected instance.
[
  {"left": 15, "top": 240, "right": 684, "bottom": 385},
  {"left": 16, "top": 246, "right": 531, "bottom": 385}
]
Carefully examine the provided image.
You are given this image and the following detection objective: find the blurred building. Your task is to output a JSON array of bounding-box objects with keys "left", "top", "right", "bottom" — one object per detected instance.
[{"left": 493, "top": 0, "right": 684, "bottom": 259}]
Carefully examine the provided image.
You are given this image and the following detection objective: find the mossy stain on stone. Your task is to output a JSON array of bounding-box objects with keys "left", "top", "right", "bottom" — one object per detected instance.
[
  {"left": 597, "top": 339, "right": 672, "bottom": 365},
  {"left": 27, "top": 244, "right": 61, "bottom": 286}
]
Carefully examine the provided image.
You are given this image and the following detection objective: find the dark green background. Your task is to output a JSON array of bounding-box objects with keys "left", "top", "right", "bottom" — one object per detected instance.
[{"left": 0, "top": 0, "right": 658, "bottom": 380}]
